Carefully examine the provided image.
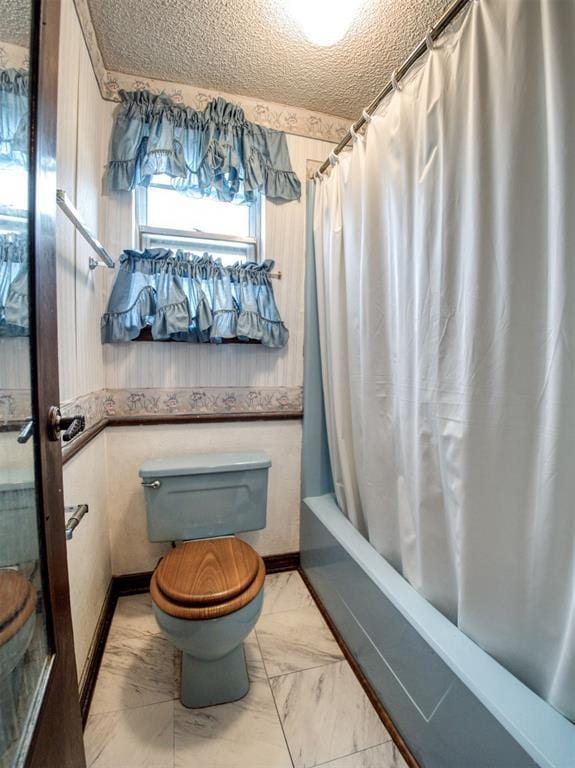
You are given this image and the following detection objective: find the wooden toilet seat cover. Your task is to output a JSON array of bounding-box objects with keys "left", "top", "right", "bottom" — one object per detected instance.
[
  {"left": 151, "top": 538, "right": 265, "bottom": 620},
  {"left": 0, "top": 570, "right": 36, "bottom": 647}
]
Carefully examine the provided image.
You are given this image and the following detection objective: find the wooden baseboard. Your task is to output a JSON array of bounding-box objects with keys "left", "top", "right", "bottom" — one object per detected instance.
[
  {"left": 263, "top": 551, "right": 300, "bottom": 573},
  {"left": 298, "top": 567, "right": 420, "bottom": 768},
  {"left": 79, "top": 581, "right": 116, "bottom": 726},
  {"left": 113, "top": 570, "right": 153, "bottom": 596}
]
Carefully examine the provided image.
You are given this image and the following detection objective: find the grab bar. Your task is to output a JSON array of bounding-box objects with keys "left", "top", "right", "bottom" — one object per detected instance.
[{"left": 65, "top": 504, "right": 89, "bottom": 540}]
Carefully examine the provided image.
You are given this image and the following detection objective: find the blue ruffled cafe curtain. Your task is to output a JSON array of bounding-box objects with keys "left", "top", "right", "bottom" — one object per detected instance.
[
  {"left": 101, "top": 249, "right": 289, "bottom": 347},
  {"left": 0, "top": 233, "right": 28, "bottom": 336},
  {"left": 0, "top": 69, "right": 29, "bottom": 168},
  {"left": 105, "top": 91, "right": 301, "bottom": 204}
]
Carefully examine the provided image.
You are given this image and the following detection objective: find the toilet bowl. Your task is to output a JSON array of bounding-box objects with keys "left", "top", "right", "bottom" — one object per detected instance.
[
  {"left": 0, "top": 570, "right": 36, "bottom": 757},
  {"left": 150, "top": 537, "right": 265, "bottom": 707},
  {"left": 139, "top": 451, "right": 271, "bottom": 708}
]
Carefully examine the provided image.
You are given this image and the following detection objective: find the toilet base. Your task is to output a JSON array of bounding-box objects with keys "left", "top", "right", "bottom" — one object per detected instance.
[{"left": 181, "top": 643, "right": 249, "bottom": 708}]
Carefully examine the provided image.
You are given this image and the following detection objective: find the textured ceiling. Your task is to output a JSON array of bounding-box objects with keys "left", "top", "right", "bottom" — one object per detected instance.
[
  {"left": 0, "top": 1, "right": 31, "bottom": 46},
  {"left": 86, "top": 0, "right": 447, "bottom": 119}
]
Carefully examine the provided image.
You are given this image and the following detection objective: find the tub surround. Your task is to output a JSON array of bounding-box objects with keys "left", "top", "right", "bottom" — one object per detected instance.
[{"left": 301, "top": 496, "right": 575, "bottom": 768}]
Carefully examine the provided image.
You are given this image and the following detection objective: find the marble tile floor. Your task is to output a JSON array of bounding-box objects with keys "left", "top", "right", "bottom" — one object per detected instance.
[{"left": 84, "top": 571, "right": 409, "bottom": 768}]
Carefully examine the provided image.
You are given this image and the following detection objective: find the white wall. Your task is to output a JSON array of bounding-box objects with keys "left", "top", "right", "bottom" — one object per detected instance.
[
  {"left": 57, "top": 0, "right": 107, "bottom": 403},
  {"left": 57, "top": 0, "right": 112, "bottom": 681},
  {"left": 62, "top": 433, "right": 111, "bottom": 685}
]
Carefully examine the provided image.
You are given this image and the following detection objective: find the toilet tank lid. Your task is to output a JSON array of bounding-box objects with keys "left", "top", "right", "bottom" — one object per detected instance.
[{"left": 139, "top": 451, "right": 272, "bottom": 478}]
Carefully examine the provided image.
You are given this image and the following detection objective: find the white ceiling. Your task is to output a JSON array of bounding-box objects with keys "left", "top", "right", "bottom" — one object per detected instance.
[
  {"left": 0, "top": 1, "right": 31, "bottom": 47},
  {"left": 86, "top": 0, "right": 447, "bottom": 119}
]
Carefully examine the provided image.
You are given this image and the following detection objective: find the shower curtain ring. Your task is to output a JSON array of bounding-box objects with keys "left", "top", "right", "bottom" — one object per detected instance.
[
  {"left": 391, "top": 70, "right": 402, "bottom": 91},
  {"left": 350, "top": 122, "right": 363, "bottom": 142},
  {"left": 425, "top": 29, "right": 434, "bottom": 51},
  {"left": 315, "top": 168, "right": 325, "bottom": 181},
  {"left": 328, "top": 151, "right": 339, "bottom": 167},
  {"left": 361, "top": 109, "right": 372, "bottom": 124}
]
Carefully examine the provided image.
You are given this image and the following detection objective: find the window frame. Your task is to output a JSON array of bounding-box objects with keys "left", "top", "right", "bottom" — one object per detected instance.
[{"left": 135, "top": 184, "right": 263, "bottom": 263}]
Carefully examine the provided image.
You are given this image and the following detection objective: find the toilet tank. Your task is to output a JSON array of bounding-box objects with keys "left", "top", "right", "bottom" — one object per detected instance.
[
  {"left": 139, "top": 451, "right": 271, "bottom": 542},
  {"left": 0, "top": 468, "right": 39, "bottom": 567}
]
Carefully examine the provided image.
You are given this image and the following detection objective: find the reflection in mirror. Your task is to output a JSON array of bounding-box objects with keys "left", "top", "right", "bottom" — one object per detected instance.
[
  {"left": 0, "top": 3, "right": 51, "bottom": 768},
  {"left": 0, "top": 11, "right": 29, "bottom": 338}
]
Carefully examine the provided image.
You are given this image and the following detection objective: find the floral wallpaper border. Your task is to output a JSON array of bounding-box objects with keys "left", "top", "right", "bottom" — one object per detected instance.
[
  {"left": 0, "top": 389, "right": 31, "bottom": 424},
  {"left": 0, "top": 384, "right": 299, "bottom": 448},
  {"left": 0, "top": 41, "right": 29, "bottom": 71},
  {"left": 59, "top": 386, "right": 303, "bottom": 430},
  {"left": 72, "top": 0, "right": 349, "bottom": 143},
  {"left": 60, "top": 389, "right": 108, "bottom": 433},
  {"left": 103, "top": 386, "right": 303, "bottom": 418}
]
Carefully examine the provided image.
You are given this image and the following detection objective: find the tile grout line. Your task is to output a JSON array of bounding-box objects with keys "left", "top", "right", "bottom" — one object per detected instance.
[
  {"left": 261, "top": 603, "right": 317, "bottom": 618},
  {"left": 88, "top": 692, "right": 178, "bottom": 719},
  {"left": 263, "top": 656, "right": 346, "bottom": 682},
  {"left": 172, "top": 695, "right": 176, "bottom": 768},
  {"left": 313, "top": 740, "right": 391, "bottom": 768},
  {"left": 264, "top": 577, "right": 393, "bottom": 768},
  {"left": 253, "top": 626, "right": 296, "bottom": 768}
]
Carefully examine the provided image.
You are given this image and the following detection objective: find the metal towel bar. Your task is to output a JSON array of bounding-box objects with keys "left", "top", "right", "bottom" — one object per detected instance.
[
  {"left": 65, "top": 504, "right": 89, "bottom": 540},
  {"left": 57, "top": 189, "right": 114, "bottom": 269}
]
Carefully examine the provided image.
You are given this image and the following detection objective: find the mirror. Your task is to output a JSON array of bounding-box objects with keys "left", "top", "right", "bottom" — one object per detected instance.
[{"left": 0, "top": 4, "right": 52, "bottom": 767}]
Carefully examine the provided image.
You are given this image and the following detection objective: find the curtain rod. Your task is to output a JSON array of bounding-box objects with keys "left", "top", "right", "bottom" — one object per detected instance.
[{"left": 317, "top": 0, "right": 472, "bottom": 176}]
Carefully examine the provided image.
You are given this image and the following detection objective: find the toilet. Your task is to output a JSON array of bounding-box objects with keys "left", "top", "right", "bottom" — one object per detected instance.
[
  {"left": 0, "top": 570, "right": 36, "bottom": 757},
  {"left": 139, "top": 451, "right": 271, "bottom": 708}
]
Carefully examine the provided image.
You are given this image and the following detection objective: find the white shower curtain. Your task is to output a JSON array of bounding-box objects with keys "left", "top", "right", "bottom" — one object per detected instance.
[{"left": 314, "top": 0, "right": 575, "bottom": 722}]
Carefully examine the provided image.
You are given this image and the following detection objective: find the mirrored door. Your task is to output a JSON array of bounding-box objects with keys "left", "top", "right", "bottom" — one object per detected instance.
[
  {"left": 0, "top": 3, "right": 51, "bottom": 764},
  {"left": 0, "top": 1, "right": 85, "bottom": 766}
]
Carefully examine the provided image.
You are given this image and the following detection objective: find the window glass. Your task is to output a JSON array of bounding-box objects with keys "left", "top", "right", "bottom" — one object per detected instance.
[{"left": 146, "top": 177, "right": 251, "bottom": 237}]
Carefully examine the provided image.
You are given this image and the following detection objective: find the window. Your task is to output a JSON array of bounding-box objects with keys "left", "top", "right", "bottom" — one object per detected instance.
[
  {"left": 0, "top": 166, "right": 28, "bottom": 236},
  {"left": 136, "top": 176, "right": 262, "bottom": 266}
]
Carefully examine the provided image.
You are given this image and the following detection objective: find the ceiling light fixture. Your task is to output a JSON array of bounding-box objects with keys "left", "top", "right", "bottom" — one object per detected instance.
[{"left": 285, "top": 0, "right": 362, "bottom": 47}]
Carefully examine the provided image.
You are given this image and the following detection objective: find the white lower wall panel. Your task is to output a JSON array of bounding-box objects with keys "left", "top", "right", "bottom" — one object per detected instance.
[{"left": 63, "top": 432, "right": 112, "bottom": 682}]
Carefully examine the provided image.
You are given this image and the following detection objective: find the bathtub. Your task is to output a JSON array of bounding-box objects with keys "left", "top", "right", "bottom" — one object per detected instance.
[
  {"left": 301, "top": 186, "right": 575, "bottom": 768},
  {"left": 300, "top": 494, "right": 575, "bottom": 768}
]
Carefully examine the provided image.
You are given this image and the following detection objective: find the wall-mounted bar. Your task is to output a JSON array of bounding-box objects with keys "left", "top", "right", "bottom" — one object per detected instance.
[
  {"left": 64, "top": 504, "right": 89, "bottom": 540},
  {"left": 56, "top": 189, "right": 114, "bottom": 269}
]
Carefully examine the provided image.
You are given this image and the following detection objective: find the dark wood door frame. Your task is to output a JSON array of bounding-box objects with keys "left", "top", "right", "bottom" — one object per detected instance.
[{"left": 24, "top": 1, "right": 86, "bottom": 765}]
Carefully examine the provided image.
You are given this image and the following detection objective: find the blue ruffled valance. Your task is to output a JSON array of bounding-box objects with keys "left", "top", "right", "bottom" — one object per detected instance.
[
  {"left": 101, "top": 249, "right": 289, "bottom": 347},
  {"left": 105, "top": 91, "right": 301, "bottom": 204},
  {"left": 0, "top": 233, "right": 28, "bottom": 336},
  {"left": 0, "top": 69, "right": 29, "bottom": 168}
]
